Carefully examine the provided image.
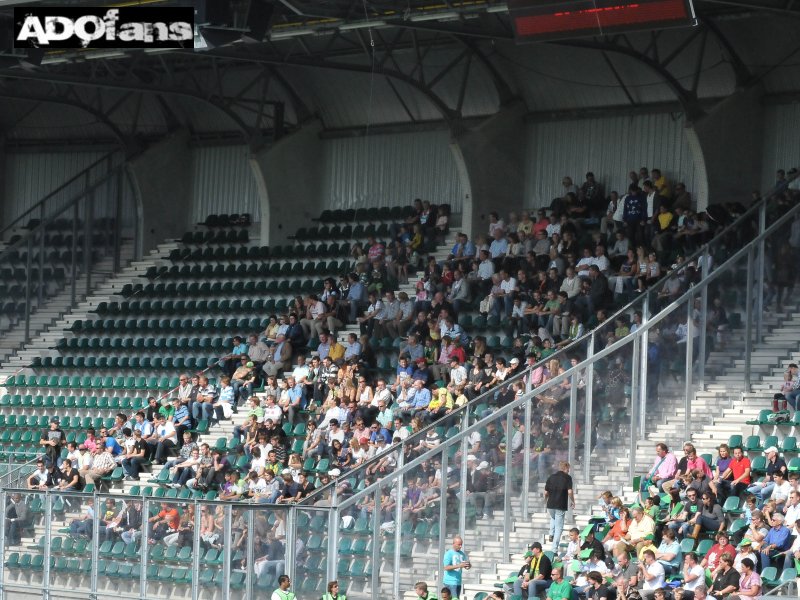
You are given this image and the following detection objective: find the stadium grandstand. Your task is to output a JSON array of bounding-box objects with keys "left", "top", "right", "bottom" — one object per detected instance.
[{"left": 0, "top": 1, "right": 800, "bottom": 599}]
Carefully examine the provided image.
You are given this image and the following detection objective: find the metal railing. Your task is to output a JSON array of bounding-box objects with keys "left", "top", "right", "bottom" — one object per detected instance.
[
  {"left": 0, "top": 152, "right": 117, "bottom": 242},
  {"left": 0, "top": 163, "right": 136, "bottom": 346}
]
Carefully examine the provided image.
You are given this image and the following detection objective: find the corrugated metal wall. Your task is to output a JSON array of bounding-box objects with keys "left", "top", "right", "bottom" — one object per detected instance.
[
  {"left": 190, "top": 145, "right": 262, "bottom": 223},
  {"left": 321, "top": 130, "right": 466, "bottom": 212},
  {"left": 762, "top": 103, "right": 800, "bottom": 191},
  {"left": 3, "top": 151, "right": 113, "bottom": 226},
  {"left": 524, "top": 113, "right": 702, "bottom": 210}
]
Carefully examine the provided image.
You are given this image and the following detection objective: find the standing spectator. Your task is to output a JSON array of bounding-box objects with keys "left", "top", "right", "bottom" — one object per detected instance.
[
  {"left": 544, "top": 461, "right": 575, "bottom": 552},
  {"left": 39, "top": 417, "right": 65, "bottom": 467},
  {"left": 623, "top": 184, "right": 646, "bottom": 247},
  {"left": 442, "top": 535, "right": 470, "bottom": 599}
]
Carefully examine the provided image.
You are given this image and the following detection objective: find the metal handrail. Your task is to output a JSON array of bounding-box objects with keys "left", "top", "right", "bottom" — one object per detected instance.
[
  {"left": 300, "top": 174, "right": 798, "bottom": 506},
  {"left": 0, "top": 151, "right": 116, "bottom": 241},
  {"left": 0, "top": 165, "right": 126, "bottom": 261}
]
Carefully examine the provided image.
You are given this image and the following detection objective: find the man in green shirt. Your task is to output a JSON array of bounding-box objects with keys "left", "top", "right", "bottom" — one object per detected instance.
[
  {"left": 414, "top": 581, "right": 437, "bottom": 600},
  {"left": 272, "top": 575, "right": 296, "bottom": 600},
  {"left": 547, "top": 567, "right": 576, "bottom": 600}
]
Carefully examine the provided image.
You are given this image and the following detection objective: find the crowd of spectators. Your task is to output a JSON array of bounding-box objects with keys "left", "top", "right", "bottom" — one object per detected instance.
[
  {"left": 14, "top": 165, "right": 786, "bottom": 597},
  {"left": 497, "top": 436, "right": 798, "bottom": 600}
]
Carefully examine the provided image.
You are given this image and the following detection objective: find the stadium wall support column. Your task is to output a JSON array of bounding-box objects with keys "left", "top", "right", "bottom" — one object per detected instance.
[
  {"left": 453, "top": 101, "right": 527, "bottom": 238},
  {"left": 127, "top": 130, "right": 193, "bottom": 255},
  {"left": 687, "top": 86, "right": 764, "bottom": 210},
  {"left": 250, "top": 119, "right": 324, "bottom": 245}
]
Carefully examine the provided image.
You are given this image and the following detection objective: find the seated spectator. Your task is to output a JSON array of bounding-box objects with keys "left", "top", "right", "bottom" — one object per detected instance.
[
  {"left": 701, "top": 532, "right": 736, "bottom": 572},
  {"left": 759, "top": 512, "right": 791, "bottom": 568},
  {"left": 638, "top": 549, "right": 665, "bottom": 600},
  {"left": 69, "top": 498, "right": 95, "bottom": 539},
  {"left": 614, "top": 506, "right": 655, "bottom": 558},
  {"left": 674, "top": 552, "right": 704, "bottom": 600},
  {"left": 655, "top": 529, "right": 682, "bottom": 575},
  {"left": 708, "top": 553, "right": 739, "bottom": 599}
]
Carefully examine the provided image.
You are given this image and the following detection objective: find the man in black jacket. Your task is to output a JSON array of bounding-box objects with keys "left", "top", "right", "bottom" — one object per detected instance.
[
  {"left": 5, "top": 493, "right": 29, "bottom": 545},
  {"left": 545, "top": 461, "right": 576, "bottom": 553}
]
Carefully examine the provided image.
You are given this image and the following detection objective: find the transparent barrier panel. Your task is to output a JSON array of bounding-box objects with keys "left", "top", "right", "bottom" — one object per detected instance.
[
  {"left": 4, "top": 490, "right": 47, "bottom": 596},
  {"left": 295, "top": 506, "right": 329, "bottom": 598}
]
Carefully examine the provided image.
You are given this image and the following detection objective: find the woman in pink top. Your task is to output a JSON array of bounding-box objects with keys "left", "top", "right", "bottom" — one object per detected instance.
[{"left": 737, "top": 558, "right": 761, "bottom": 600}]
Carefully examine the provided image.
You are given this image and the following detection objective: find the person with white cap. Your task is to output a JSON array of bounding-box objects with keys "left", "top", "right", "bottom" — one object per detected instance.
[{"left": 745, "top": 445, "right": 787, "bottom": 503}]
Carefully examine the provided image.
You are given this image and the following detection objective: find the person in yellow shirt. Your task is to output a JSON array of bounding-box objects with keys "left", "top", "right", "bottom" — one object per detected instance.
[
  {"left": 328, "top": 338, "right": 345, "bottom": 362},
  {"left": 424, "top": 386, "right": 453, "bottom": 423},
  {"left": 652, "top": 205, "right": 675, "bottom": 258},
  {"left": 614, "top": 506, "right": 656, "bottom": 558},
  {"left": 651, "top": 169, "right": 671, "bottom": 199}
]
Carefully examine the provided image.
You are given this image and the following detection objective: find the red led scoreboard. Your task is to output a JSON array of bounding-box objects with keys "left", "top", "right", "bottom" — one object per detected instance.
[{"left": 508, "top": 0, "right": 697, "bottom": 42}]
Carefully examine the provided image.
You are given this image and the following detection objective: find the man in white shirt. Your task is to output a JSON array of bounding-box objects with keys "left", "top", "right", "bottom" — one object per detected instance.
[
  {"left": 247, "top": 334, "right": 271, "bottom": 367},
  {"left": 376, "top": 291, "right": 400, "bottom": 338},
  {"left": 149, "top": 415, "right": 177, "bottom": 464},
  {"left": 784, "top": 491, "right": 800, "bottom": 527},
  {"left": 592, "top": 245, "right": 611, "bottom": 275},
  {"left": 575, "top": 247, "right": 595, "bottom": 278},
  {"left": 176, "top": 375, "right": 193, "bottom": 402},
  {"left": 262, "top": 395, "right": 283, "bottom": 424},
  {"left": 770, "top": 471, "right": 793, "bottom": 507},
  {"left": 358, "top": 291, "right": 385, "bottom": 336},
  {"left": 678, "top": 552, "right": 705, "bottom": 596},
  {"left": 372, "top": 379, "right": 394, "bottom": 407},
  {"left": 560, "top": 266, "right": 581, "bottom": 298},
  {"left": 496, "top": 270, "right": 518, "bottom": 318},
  {"left": 449, "top": 358, "right": 467, "bottom": 391},
  {"left": 477, "top": 250, "right": 495, "bottom": 282},
  {"left": 291, "top": 356, "right": 311, "bottom": 386},
  {"left": 300, "top": 294, "right": 326, "bottom": 339},
  {"left": 344, "top": 333, "right": 362, "bottom": 361},
  {"left": 639, "top": 549, "right": 665, "bottom": 600}
]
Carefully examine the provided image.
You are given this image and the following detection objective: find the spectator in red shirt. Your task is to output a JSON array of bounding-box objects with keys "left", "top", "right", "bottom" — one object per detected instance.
[
  {"left": 717, "top": 447, "right": 751, "bottom": 500},
  {"left": 701, "top": 532, "right": 736, "bottom": 574}
]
